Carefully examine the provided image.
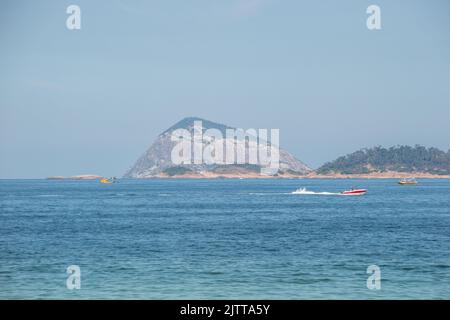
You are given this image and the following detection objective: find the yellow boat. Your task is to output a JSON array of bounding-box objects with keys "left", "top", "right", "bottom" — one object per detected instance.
[{"left": 100, "top": 178, "right": 112, "bottom": 184}]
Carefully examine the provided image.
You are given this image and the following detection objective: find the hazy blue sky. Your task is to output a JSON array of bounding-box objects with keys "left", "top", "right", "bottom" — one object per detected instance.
[{"left": 1, "top": 0, "right": 450, "bottom": 178}]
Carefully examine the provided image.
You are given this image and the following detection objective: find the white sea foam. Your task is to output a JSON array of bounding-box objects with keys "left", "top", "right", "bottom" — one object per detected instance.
[{"left": 291, "top": 188, "right": 341, "bottom": 196}]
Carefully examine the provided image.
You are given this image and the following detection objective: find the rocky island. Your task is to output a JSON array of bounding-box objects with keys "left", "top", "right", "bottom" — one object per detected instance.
[
  {"left": 123, "top": 117, "right": 312, "bottom": 178},
  {"left": 47, "top": 174, "right": 103, "bottom": 180},
  {"left": 48, "top": 119, "right": 450, "bottom": 180},
  {"left": 122, "top": 118, "right": 450, "bottom": 179}
]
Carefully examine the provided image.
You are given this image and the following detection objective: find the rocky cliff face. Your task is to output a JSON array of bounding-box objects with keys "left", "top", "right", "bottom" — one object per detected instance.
[{"left": 123, "top": 117, "right": 312, "bottom": 178}]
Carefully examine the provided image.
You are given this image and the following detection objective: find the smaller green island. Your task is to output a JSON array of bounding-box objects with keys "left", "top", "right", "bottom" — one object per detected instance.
[{"left": 316, "top": 145, "right": 450, "bottom": 177}]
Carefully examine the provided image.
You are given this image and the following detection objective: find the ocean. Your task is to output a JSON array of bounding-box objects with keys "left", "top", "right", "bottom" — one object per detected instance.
[{"left": 0, "top": 179, "right": 449, "bottom": 299}]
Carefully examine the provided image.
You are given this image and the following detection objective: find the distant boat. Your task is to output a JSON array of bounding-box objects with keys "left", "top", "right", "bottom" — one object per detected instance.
[
  {"left": 341, "top": 188, "right": 367, "bottom": 196},
  {"left": 100, "top": 178, "right": 112, "bottom": 184},
  {"left": 398, "top": 178, "right": 417, "bottom": 185}
]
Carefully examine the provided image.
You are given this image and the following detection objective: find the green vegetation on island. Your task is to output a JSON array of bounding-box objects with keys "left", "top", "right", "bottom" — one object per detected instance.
[
  {"left": 162, "top": 166, "right": 193, "bottom": 176},
  {"left": 317, "top": 145, "right": 450, "bottom": 175}
]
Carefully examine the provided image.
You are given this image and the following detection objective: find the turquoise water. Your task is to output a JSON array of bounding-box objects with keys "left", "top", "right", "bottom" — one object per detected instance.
[{"left": 0, "top": 179, "right": 449, "bottom": 299}]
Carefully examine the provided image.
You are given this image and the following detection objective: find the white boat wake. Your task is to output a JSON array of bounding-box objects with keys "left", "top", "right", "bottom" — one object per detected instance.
[{"left": 291, "top": 188, "right": 342, "bottom": 196}]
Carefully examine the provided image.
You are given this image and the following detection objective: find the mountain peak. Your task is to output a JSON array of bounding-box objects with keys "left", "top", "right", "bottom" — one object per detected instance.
[{"left": 161, "top": 117, "right": 232, "bottom": 135}]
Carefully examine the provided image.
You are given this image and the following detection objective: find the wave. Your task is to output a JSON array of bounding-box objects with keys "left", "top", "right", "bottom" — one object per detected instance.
[{"left": 291, "top": 188, "right": 342, "bottom": 196}]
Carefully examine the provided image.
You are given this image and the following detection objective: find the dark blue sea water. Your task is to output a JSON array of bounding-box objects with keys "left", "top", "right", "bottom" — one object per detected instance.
[{"left": 0, "top": 179, "right": 449, "bottom": 299}]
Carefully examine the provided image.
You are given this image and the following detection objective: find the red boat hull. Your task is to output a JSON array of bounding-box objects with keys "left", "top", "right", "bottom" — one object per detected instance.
[{"left": 341, "top": 189, "right": 367, "bottom": 195}]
